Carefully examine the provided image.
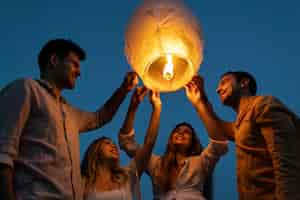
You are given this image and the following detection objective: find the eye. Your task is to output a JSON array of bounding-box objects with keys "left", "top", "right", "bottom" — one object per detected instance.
[{"left": 73, "top": 61, "right": 80, "bottom": 68}]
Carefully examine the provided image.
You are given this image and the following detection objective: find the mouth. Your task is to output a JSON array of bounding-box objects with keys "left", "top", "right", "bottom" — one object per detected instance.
[
  {"left": 219, "top": 90, "right": 227, "bottom": 99},
  {"left": 110, "top": 149, "right": 119, "bottom": 155},
  {"left": 175, "top": 136, "right": 185, "bottom": 141}
]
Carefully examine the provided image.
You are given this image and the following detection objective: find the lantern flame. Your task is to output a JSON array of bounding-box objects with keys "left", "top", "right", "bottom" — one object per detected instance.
[{"left": 163, "top": 54, "right": 174, "bottom": 80}]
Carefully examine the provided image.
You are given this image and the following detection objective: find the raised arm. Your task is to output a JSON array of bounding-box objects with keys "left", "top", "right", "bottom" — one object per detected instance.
[
  {"left": 118, "top": 87, "right": 148, "bottom": 157},
  {"left": 185, "top": 75, "right": 234, "bottom": 141},
  {"left": 133, "top": 91, "right": 161, "bottom": 177},
  {"left": 76, "top": 72, "right": 139, "bottom": 133}
]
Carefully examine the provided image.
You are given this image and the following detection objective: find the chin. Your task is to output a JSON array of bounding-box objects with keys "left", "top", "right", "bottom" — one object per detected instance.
[
  {"left": 174, "top": 143, "right": 189, "bottom": 149},
  {"left": 111, "top": 155, "right": 120, "bottom": 161},
  {"left": 220, "top": 96, "right": 231, "bottom": 106},
  {"left": 66, "top": 83, "right": 76, "bottom": 89}
]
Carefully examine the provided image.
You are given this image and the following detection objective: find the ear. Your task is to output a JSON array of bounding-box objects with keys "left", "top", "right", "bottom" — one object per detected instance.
[
  {"left": 49, "top": 54, "right": 59, "bottom": 67},
  {"left": 240, "top": 78, "right": 250, "bottom": 88}
]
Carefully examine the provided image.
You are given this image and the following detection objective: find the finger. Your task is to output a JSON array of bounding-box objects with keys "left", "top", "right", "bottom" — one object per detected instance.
[
  {"left": 140, "top": 86, "right": 148, "bottom": 94},
  {"left": 186, "top": 82, "right": 194, "bottom": 91},
  {"left": 140, "top": 88, "right": 148, "bottom": 99},
  {"left": 152, "top": 90, "right": 158, "bottom": 97},
  {"left": 134, "top": 86, "right": 142, "bottom": 95},
  {"left": 155, "top": 91, "right": 160, "bottom": 99}
]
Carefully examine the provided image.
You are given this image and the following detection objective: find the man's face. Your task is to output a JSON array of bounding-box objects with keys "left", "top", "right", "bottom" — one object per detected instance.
[
  {"left": 216, "top": 74, "right": 241, "bottom": 106},
  {"left": 55, "top": 52, "right": 81, "bottom": 89}
]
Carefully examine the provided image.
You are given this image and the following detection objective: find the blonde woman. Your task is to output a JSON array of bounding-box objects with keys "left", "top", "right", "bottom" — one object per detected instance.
[{"left": 81, "top": 87, "right": 161, "bottom": 200}]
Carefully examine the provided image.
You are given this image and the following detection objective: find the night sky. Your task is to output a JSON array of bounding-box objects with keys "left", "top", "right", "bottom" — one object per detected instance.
[{"left": 1, "top": 1, "right": 300, "bottom": 199}]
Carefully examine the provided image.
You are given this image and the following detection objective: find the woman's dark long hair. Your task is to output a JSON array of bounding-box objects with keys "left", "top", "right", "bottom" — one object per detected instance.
[{"left": 157, "top": 122, "right": 203, "bottom": 192}]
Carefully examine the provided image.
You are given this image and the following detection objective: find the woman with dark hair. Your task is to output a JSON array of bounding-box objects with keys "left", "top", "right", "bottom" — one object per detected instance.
[
  {"left": 81, "top": 87, "right": 161, "bottom": 200},
  {"left": 119, "top": 119, "right": 228, "bottom": 199}
]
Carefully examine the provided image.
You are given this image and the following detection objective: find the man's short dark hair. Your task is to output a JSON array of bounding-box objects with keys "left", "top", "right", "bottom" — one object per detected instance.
[
  {"left": 221, "top": 71, "right": 257, "bottom": 95},
  {"left": 38, "top": 38, "right": 86, "bottom": 72}
]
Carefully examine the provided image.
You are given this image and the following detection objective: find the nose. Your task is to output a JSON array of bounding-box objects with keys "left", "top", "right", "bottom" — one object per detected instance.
[
  {"left": 216, "top": 86, "right": 221, "bottom": 94},
  {"left": 75, "top": 68, "right": 81, "bottom": 77},
  {"left": 111, "top": 144, "right": 118, "bottom": 150}
]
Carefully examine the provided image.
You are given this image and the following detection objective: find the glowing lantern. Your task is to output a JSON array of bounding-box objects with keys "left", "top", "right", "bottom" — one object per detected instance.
[{"left": 125, "top": 0, "right": 203, "bottom": 92}]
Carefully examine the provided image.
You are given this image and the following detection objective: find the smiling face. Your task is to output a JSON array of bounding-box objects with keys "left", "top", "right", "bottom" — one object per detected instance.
[
  {"left": 171, "top": 124, "right": 193, "bottom": 151},
  {"left": 99, "top": 139, "right": 120, "bottom": 163},
  {"left": 216, "top": 74, "right": 241, "bottom": 106},
  {"left": 54, "top": 51, "right": 81, "bottom": 89}
]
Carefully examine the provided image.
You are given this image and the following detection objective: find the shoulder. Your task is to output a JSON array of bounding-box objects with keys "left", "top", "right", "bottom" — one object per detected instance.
[
  {"left": 0, "top": 78, "right": 36, "bottom": 95},
  {"left": 251, "top": 95, "right": 284, "bottom": 114},
  {"left": 251, "top": 95, "right": 294, "bottom": 124},
  {"left": 1, "top": 77, "right": 34, "bottom": 87},
  {"left": 253, "top": 95, "right": 280, "bottom": 105},
  {"left": 254, "top": 95, "right": 285, "bottom": 108}
]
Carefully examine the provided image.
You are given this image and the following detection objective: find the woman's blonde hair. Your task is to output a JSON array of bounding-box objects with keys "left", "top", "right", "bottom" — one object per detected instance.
[{"left": 81, "top": 137, "right": 128, "bottom": 193}]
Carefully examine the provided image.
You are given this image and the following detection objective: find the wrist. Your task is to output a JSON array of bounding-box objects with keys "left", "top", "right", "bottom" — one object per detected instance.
[
  {"left": 153, "top": 104, "right": 162, "bottom": 111},
  {"left": 193, "top": 99, "right": 208, "bottom": 110},
  {"left": 129, "top": 104, "right": 138, "bottom": 112},
  {"left": 118, "top": 85, "right": 130, "bottom": 95}
]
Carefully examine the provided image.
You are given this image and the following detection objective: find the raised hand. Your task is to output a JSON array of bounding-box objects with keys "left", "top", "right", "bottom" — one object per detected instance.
[
  {"left": 184, "top": 74, "right": 207, "bottom": 105},
  {"left": 121, "top": 71, "right": 139, "bottom": 92},
  {"left": 130, "top": 86, "right": 148, "bottom": 109},
  {"left": 149, "top": 90, "right": 162, "bottom": 110}
]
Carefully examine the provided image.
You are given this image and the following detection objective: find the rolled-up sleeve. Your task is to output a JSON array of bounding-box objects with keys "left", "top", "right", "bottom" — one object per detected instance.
[
  {"left": 196, "top": 140, "right": 228, "bottom": 174},
  {"left": 71, "top": 102, "right": 124, "bottom": 134},
  {"left": 69, "top": 107, "right": 99, "bottom": 133},
  {"left": 0, "top": 79, "right": 31, "bottom": 167},
  {"left": 118, "top": 129, "right": 141, "bottom": 157},
  {"left": 255, "top": 96, "right": 299, "bottom": 199}
]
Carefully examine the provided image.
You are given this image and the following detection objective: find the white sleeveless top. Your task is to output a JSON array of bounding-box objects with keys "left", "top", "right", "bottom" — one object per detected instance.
[
  {"left": 84, "top": 160, "right": 140, "bottom": 200},
  {"left": 86, "top": 189, "right": 127, "bottom": 200}
]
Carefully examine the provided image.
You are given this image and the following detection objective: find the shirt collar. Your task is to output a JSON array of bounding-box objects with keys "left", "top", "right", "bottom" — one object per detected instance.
[
  {"left": 36, "top": 79, "right": 67, "bottom": 104},
  {"left": 235, "top": 96, "right": 256, "bottom": 128}
]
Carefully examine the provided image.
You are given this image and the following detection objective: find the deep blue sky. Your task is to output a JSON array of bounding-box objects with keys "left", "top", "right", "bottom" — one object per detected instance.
[{"left": 1, "top": 1, "right": 300, "bottom": 199}]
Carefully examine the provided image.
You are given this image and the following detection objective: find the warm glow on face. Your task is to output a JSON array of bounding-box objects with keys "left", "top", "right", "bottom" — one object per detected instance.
[{"left": 163, "top": 54, "right": 174, "bottom": 80}]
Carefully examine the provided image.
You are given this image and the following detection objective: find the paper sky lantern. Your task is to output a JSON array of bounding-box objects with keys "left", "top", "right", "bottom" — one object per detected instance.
[{"left": 125, "top": 0, "right": 203, "bottom": 92}]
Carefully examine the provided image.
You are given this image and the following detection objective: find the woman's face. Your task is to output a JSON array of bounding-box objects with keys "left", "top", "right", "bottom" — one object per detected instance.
[
  {"left": 99, "top": 139, "right": 120, "bottom": 161},
  {"left": 171, "top": 125, "right": 193, "bottom": 151}
]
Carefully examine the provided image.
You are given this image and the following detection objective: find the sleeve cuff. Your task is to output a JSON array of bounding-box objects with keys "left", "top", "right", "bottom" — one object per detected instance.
[
  {"left": 119, "top": 128, "right": 135, "bottom": 136},
  {"left": 209, "top": 138, "right": 228, "bottom": 144}
]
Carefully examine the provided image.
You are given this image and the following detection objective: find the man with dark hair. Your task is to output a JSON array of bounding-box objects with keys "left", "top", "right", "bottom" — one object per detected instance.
[
  {"left": 0, "top": 38, "right": 138, "bottom": 200},
  {"left": 185, "top": 70, "right": 300, "bottom": 200}
]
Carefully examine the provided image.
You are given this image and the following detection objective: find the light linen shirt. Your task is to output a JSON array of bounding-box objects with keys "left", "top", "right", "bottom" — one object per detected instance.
[
  {"left": 0, "top": 78, "right": 112, "bottom": 200},
  {"left": 119, "top": 130, "right": 228, "bottom": 200},
  {"left": 234, "top": 96, "right": 300, "bottom": 200}
]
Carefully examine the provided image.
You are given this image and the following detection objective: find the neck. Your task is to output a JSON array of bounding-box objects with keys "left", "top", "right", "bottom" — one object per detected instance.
[
  {"left": 96, "top": 164, "right": 114, "bottom": 181},
  {"left": 175, "top": 151, "right": 187, "bottom": 165},
  {"left": 233, "top": 94, "right": 252, "bottom": 113},
  {"left": 40, "top": 73, "right": 62, "bottom": 98},
  {"left": 230, "top": 91, "right": 252, "bottom": 112}
]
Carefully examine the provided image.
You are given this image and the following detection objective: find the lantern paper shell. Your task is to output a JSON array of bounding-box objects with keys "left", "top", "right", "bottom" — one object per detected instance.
[{"left": 125, "top": 0, "right": 203, "bottom": 92}]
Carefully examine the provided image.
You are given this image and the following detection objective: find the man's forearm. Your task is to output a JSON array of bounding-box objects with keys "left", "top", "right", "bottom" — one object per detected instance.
[
  {"left": 193, "top": 101, "right": 231, "bottom": 140},
  {"left": 97, "top": 86, "right": 128, "bottom": 125},
  {"left": 0, "top": 164, "right": 15, "bottom": 200}
]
